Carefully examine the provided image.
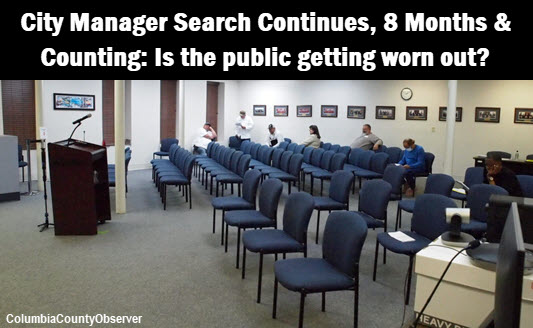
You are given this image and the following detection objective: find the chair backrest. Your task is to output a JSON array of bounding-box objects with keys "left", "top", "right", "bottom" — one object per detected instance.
[
  {"left": 261, "top": 147, "right": 274, "bottom": 165},
  {"left": 18, "top": 145, "right": 23, "bottom": 161},
  {"left": 183, "top": 155, "right": 195, "bottom": 180},
  {"left": 287, "top": 154, "right": 304, "bottom": 176},
  {"left": 303, "top": 147, "right": 314, "bottom": 164},
  {"left": 424, "top": 173, "right": 455, "bottom": 197},
  {"left": 161, "top": 138, "right": 178, "bottom": 152},
  {"left": 242, "top": 169, "right": 262, "bottom": 205},
  {"left": 279, "top": 151, "right": 293, "bottom": 172},
  {"left": 287, "top": 143, "right": 297, "bottom": 153},
  {"left": 214, "top": 145, "right": 225, "bottom": 163},
  {"left": 250, "top": 143, "right": 261, "bottom": 159},
  {"left": 370, "top": 152, "right": 389, "bottom": 174},
  {"left": 375, "top": 145, "right": 387, "bottom": 153},
  {"left": 322, "top": 142, "right": 332, "bottom": 150},
  {"left": 338, "top": 146, "right": 351, "bottom": 157},
  {"left": 424, "top": 152, "right": 435, "bottom": 174},
  {"left": 240, "top": 140, "right": 252, "bottom": 154},
  {"left": 487, "top": 151, "right": 512, "bottom": 159},
  {"left": 464, "top": 167, "right": 484, "bottom": 187},
  {"left": 348, "top": 148, "right": 364, "bottom": 165},
  {"left": 228, "top": 136, "right": 240, "bottom": 149},
  {"left": 223, "top": 148, "right": 236, "bottom": 169},
  {"left": 258, "top": 178, "right": 283, "bottom": 221},
  {"left": 169, "top": 144, "right": 180, "bottom": 159},
  {"left": 271, "top": 148, "right": 285, "bottom": 168},
  {"left": 382, "top": 165, "right": 406, "bottom": 197},
  {"left": 125, "top": 149, "right": 132, "bottom": 173},
  {"left": 330, "top": 153, "right": 347, "bottom": 172},
  {"left": 177, "top": 149, "right": 189, "bottom": 170},
  {"left": 385, "top": 147, "right": 402, "bottom": 164},
  {"left": 294, "top": 144, "right": 305, "bottom": 154},
  {"left": 330, "top": 144, "right": 340, "bottom": 152},
  {"left": 319, "top": 150, "right": 335, "bottom": 170},
  {"left": 310, "top": 148, "right": 325, "bottom": 167},
  {"left": 412, "top": 194, "right": 456, "bottom": 240},
  {"left": 356, "top": 150, "right": 374, "bottom": 170},
  {"left": 284, "top": 138, "right": 292, "bottom": 143},
  {"left": 256, "top": 145, "right": 268, "bottom": 162},
  {"left": 282, "top": 192, "right": 315, "bottom": 244},
  {"left": 359, "top": 180, "right": 391, "bottom": 220},
  {"left": 278, "top": 141, "right": 289, "bottom": 150},
  {"left": 230, "top": 151, "right": 243, "bottom": 172},
  {"left": 323, "top": 211, "right": 368, "bottom": 278},
  {"left": 206, "top": 142, "right": 215, "bottom": 157},
  {"left": 209, "top": 143, "right": 220, "bottom": 159},
  {"left": 467, "top": 184, "right": 509, "bottom": 222},
  {"left": 329, "top": 170, "right": 354, "bottom": 204},
  {"left": 517, "top": 175, "right": 533, "bottom": 198},
  {"left": 237, "top": 154, "right": 251, "bottom": 177}
]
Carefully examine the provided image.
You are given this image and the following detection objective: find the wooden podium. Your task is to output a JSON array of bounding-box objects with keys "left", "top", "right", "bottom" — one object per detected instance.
[{"left": 48, "top": 139, "right": 111, "bottom": 235}]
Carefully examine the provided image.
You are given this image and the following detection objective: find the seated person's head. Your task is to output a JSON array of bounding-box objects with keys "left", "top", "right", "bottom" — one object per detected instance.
[
  {"left": 362, "top": 124, "right": 371, "bottom": 135},
  {"left": 268, "top": 124, "right": 276, "bottom": 134},
  {"left": 203, "top": 122, "right": 211, "bottom": 131},
  {"left": 309, "top": 125, "right": 321, "bottom": 138},
  {"left": 239, "top": 110, "right": 246, "bottom": 119},
  {"left": 486, "top": 153, "right": 503, "bottom": 175},
  {"left": 403, "top": 138, "right": 415, "bottom": 150}
]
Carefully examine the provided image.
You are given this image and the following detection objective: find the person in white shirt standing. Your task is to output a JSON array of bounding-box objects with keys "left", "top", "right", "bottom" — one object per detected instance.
[
  {"left": 265, "top": 124, "right": 284, "bottom": 147},
  {"left": 235, "top": 110, "right": 254, "bottom": 145},
  {"left": 193, "top": 122, "right": 217, "bottom": 156}
]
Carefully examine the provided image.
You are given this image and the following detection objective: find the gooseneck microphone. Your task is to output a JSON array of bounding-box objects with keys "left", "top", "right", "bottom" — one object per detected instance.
[{"left": 72, "top": 113, "right": 92, "bottom": 125}]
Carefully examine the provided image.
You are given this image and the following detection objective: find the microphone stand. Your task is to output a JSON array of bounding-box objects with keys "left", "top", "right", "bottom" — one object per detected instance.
[
  {"left": 37, "top": 140, "right": 53, "bottom": 232},
  {"left": 66, "top": 122, "right": 82, "bottom": 146}
]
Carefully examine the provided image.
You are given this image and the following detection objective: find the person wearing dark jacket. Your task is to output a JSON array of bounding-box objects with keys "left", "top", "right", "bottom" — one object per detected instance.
[{"left": 483, "top": 153, "right": 523, "bottom": 197}]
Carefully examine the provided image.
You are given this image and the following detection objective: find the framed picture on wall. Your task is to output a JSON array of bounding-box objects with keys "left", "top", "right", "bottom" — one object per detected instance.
[
  {"left": 53, "top": 93, "right": 95, "bottom": 111},
  {"left": 253, "top": 105, "right": 266, "bottom": 116},
  {"left": 375, "top": 106, "right": 395, "bottom": 120},
  {"left": 321, "top": 105, "right": 338, "bottom": 117},
  {"left": 297, "top": 105, "right": 312, "bottom": 117},
  {"left": 514, "top": 108, "right": 533, "bottom": 124},
  {"left": 347, "top": 106, "right": 365, "bottom": 119},
  {"left": 274, "top": 105, "right": 289, "bottom": 117},
  {"left": 475, "top": 107, "right": 500, "bottom": 123},
  {"left": 406, "top": 106, "right": 428, "bottom": 120},
  {"left": 439, "top": 107, "right": 463, "bottom": 122}
]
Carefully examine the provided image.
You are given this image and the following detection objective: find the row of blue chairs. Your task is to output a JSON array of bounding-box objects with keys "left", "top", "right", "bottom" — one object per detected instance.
[
  {"left": 150, "top": 144, "right": 194, "bottom": 210},
  {"left": 108, "top": 147, "right": 132, "bottom": 193}
]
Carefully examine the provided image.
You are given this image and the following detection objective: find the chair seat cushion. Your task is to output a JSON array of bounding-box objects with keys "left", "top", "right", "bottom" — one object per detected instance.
[
  {"left": 262, "top": 167, "right": 283, "bottom": 175},
  {"left": 249, "top": 159, "right": 262, "bottom": 167},
  {"left": 151, "top": 159, "right": 169, "bottom": 165},
  {"left": 461, "top": 219, "right": 487, "bottom": 234},
  {"left": 160, "top": 175, "right": 188, "bottom": 184},
  {"left": 211, "top": 197, "right": 254, "bottom": 210},
  {"left": 398, "top": 199, "right": 415, "bottom": 213},
  {"left": 275, "top": 258, "right": 354, "bottom": 293},
  {"left": 243, "top": 229, "right": 304, "bottom": 254},
  {"left": 303, "top": 166, "right": 321, "bottom": 174},
  {"left": 157, "top": 172, "right": 184, "bottom": 179},
  {"left": 353, "top": 211, "right": 385, "bottom": 229},
  {"left": 451, "top": 191, "right": 467, "bottom": 201},
  {"left": 313, "top": 197, "right": 346, "bottom": 210},
  {"left": 390, "top": 193, "right": 402, "bottom": 201},
  {"left": 253, "top": 164, "right": 270, "bottom": 170},
  {"left": 355, "top": 170, "right": 382, "bottom": 179},
  {"left": 301, "top": 163, "right": 312, "bottom": 169},
  {"left": 216, "top": 174, "right": 243, "bottom": 183},
  {"left": 312, "top": 170, "right": 333, "bottom": 179},
  {"left": 343, "top": 164, "right": 359, "bottom": 172},
  {"left": 204, "top": 165, "right": 224, "bottom": 173},
  {"left": 224, "top": 210, "right": 276, "bottom": 228},
  {"left": 210, "top": 168, "right": 232, "bottom": 177},
  {"left": 154, "top": 151, "right": 169, "bottom": 156},
  {"left": 377, "top": 231, "right": 431, "bottom": 255},
  {"left": 268, "top": 172, "right": 297, "bottom": 181}
]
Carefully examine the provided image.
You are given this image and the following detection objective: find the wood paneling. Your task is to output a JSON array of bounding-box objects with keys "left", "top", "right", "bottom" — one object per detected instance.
[
  {"left": 102, "top": 80, "right": 114, "bottom": 145},
  {"left": 160, "top": 80, "right": 177, "bottom": 140},
  {"left": 206, "top": 82, "right": 219, "bottom": 133},
  {"left": 1, "top": 80, "right": 36, "bottom": 149}
]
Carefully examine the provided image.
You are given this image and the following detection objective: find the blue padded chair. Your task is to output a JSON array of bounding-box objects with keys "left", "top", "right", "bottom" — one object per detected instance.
[
  {"left": 160, "top": 155, "right": 195, "bottom": 210},
  {"left": 311, "top": 153, "right": 347, "bottom": 196},
  {"left": 338, "top": 146, "right": 351, "bottom": 157},
  {"left": 240, "top": 140, "right": 252, "bottom": 154},
  {"left": 383, "top": 164, "right": 406, "bottom": 202},
  {"left": 284, "top": 138, "right": 292, "bottom": 143},
  {"left": 287, "top": 143, "right": 298, "bottom": 153},
  {"left": 396, "top": 173, "right": 455, "bottom": 231},
  {"left": 250, "top": 145, "right": 268, "bottom": 168},
  {"left": 352, "top": 180, "right": 391, "bottom": 234},
  {"left": 249, "top": 143, "right": 261, "bottom": 161},
  {"left": 451, "top": 167, "right": 484, "bottom": 207},
  {"left": 486, "top": 151, "right": 511, "bottom": 159},
  {"left": 109, "top": 148, "right": 132, "bottom": 192},
  {"left": 462, "top": 184, "right": 508, "bottom": 237},
  {"left": 300, "top": 147, "right": 314, "bottom": 170},
  {"left": 374, "top": 194, "right": 456, "bottom": 305},
  {"left": 211, "top": 170, "right": 262, "bottom": 240},
  {"left": 242, "top": 192, "right": 315, "bottom": 303},
  {"left": 330, "top": 144, "right": 340, "bottom": 152},
  {"left": 349, "top": 150, "right": 374, "bottom": 193},
  {"left": 259, "top": 148, "right": 286, "bottom": 176},
  {"left": 517, "top": 175, "right": 533, "bottom": 198},
  {"left": 214, "top": 151, "right": 243, "bottom": 196},
  {"left": 343, "top": 148, "right": 364, "bottom": 172},
  {"left": 294, "top": 144, "right": 305, "bottom": 154},
  {"left": 273, "top": 211, "right": 368, "bottom": 328},
  {"left": 302, "top": 148, "right": 325, "bottom": 191},
  {"left": 312, "top": 170, "right": 354, "bottom": 244},
  {"left": 224, "top": 178, "right": 284, "bottom": 268},
  {"left": 207, "top": 148, "right": 235, "bottom": 194},
  {"left": 268, "top": 154, "right": 304, "bottom": 194},
  {"left": 375, "top": 145, "right": 387, "bottom": 153},
  {"left": 278, "top": 141, "right": 289, "bottom": 150},
  {"left": 413, "top": 152, "right": 435, "bottom": 179},
  {"left": 354, "top": 152, "right": 389, "bottom": 188},
  {"left": 253, "top": 147, "right": 274, "bottom": 171},
  {"left": 229, "top": 136, "right": 241, "bottom": 150},
  {"left": 308, "top": 150, "right": 335, "bottom": 196},
  {"left": 153, "top": 138, "right": 178, "bottom": 159},
  {"left": 321, "top": 142, "right": 332, "bottom": 150},
  {"left": 385, "top": 146, "right": 402, "bottom": 164},
  {"left": 216, "top": 154, "right": 252, "bottom": 197},
  {"left": 18, "top": 145, "right": 28, "bottom": 182}
]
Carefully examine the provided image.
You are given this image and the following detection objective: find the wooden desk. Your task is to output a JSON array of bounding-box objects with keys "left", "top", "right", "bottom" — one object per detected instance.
[{"left": 473, "top": 156, "right": 533, "bottom": 176}]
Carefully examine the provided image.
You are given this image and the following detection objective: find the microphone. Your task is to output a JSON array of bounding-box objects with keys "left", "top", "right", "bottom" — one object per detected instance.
[
  {"left": 467, "top": 239, "right": 482, "bottom": 250},
  {"left": 72, "top": 114, "right": 92, "bottom": 125}
]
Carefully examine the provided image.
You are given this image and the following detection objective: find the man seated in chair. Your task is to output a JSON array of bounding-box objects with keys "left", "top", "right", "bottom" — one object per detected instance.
[
  {"left": 349, "top": 124, "right": 383, "bottom": 150},
  {"left": 484, "top": 153, "right": 523, "bottom": 196},
  {"left": 193, "top": 122, "right": 217, "bottom": 156},
  {"left": 398, "top": 138, "right": 425, "bottom": 197},
  {"left": 264, "top": 124, "right": 284, "bottom": 148}
]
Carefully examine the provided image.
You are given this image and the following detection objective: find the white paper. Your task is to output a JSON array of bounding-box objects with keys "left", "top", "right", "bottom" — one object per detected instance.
[
  {"left": 452, "top": 188, "right": 466, "bottom": 195},
  {"left": 388, "top": 231, "right": 415, "bottom": 243}
]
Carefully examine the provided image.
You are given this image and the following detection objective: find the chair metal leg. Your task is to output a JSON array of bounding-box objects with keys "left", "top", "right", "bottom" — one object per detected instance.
[
  {"left": 236, "top": 228, "right": 241, "bottom": 268},
  {"left": 216, "top": 182, "right": 219, "bottom": 197},
  {"left": 238, "top": 184, "right": 241, "bottom": 197},
  {"left": 212, "top": 209, "right": 216, "bottom": 233},
  {"left": 315, "top": 210, "right": 321, "bottom": 244},
  {"left": 257, "top": 253, "right": 263, "bottom": 303},
  {"left": 22, "top": 168, "right": 25, "bottom": 182},
  {"left": 225, "top": 223, "right": 229, "bottom": 253},
  {"left": 283, "top": 253, "right": 286, "bottom": 259},
  {"left": 288, "top": 181, "right": 291, "bottom": 194},
  {"left": 373, "top": 239, "right": 379, "bottom": 281},
  {"left": 163, "top": 184, "right": 167, "bottom": 210},
  {"left": 395, "top": 205, "right": 401, "bottom": 231},
  {"left": 320, "top": 179, "right": 323, "bottom": 196},
  {"left": 189, "top": 184, "right": 192, "bottom": 209},
  {"left": 406, "top": 256, "right": 414, "bottom": 305},
  {"left": 322, "top": 292, "right": 326, "bottom": 312},
  {"left": 354, "top": 273, "right": 359, "bottom": 328},
  {"left": 298, "top": 293, "right": 306, "bottom": 328},
  {"left": 310, "top": 176, "right": 314, "bottom": 196},
  {"left": 221, "top": 210, "right": 225, "bottom": 245},
  {"left": 273, "top": 277, "right": 278, "bottom": 319},
  {"left": 242, "top": 246, "right": 246, "bottom": 279},
  {"left": 231, "top": 183, "right": 234, "bottom": 194}
]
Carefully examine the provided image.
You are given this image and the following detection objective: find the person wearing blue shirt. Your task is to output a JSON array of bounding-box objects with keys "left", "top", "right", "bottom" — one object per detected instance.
[{"left": 398, "top": 138, "right": 426, "bottom": 197}]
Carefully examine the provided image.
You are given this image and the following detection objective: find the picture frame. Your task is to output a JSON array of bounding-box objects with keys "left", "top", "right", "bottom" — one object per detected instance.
[
  {"left": 296, "top": 105, "right": 312, "bottom": 117},
  {"left": 321, "top": 105, "right": 338, "bottom": 118},
  {"left": 375, "top": 106, "right": 395, "bottom": 120},
  {"left": 439, "top": 107, "right": 463, "bottom": 122},
  {"left": 347, "top": 106, "right": 366, "bottom": 119},
  {"left": 274, "top": 105, "right": 289, "bottom": 117},
  {"left": 406, "top": 106, "right": 428, "bottom": 121},
  {"left": 53, "top": 93, "right": 95, "bottom": 111},
  {"left": 253, "top": 105, "right": 266, "bottom": 116},
  {"left": 475, "top": 107, "right": 500, "bottom": 123},
  {"left": 514, "top": 108, "right": 533, "bottom": 124}
]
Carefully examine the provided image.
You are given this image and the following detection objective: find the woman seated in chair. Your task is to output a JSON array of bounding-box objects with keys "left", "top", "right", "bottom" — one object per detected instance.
[
  {"left": 484, "top": 153, "right": 523, "bottom": 197},
  {"left": 398, "top": 138, "right": 425, "bottom": 197},
  {"left": 301, "top": 125, "right": 321, "bottom": 148}
]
